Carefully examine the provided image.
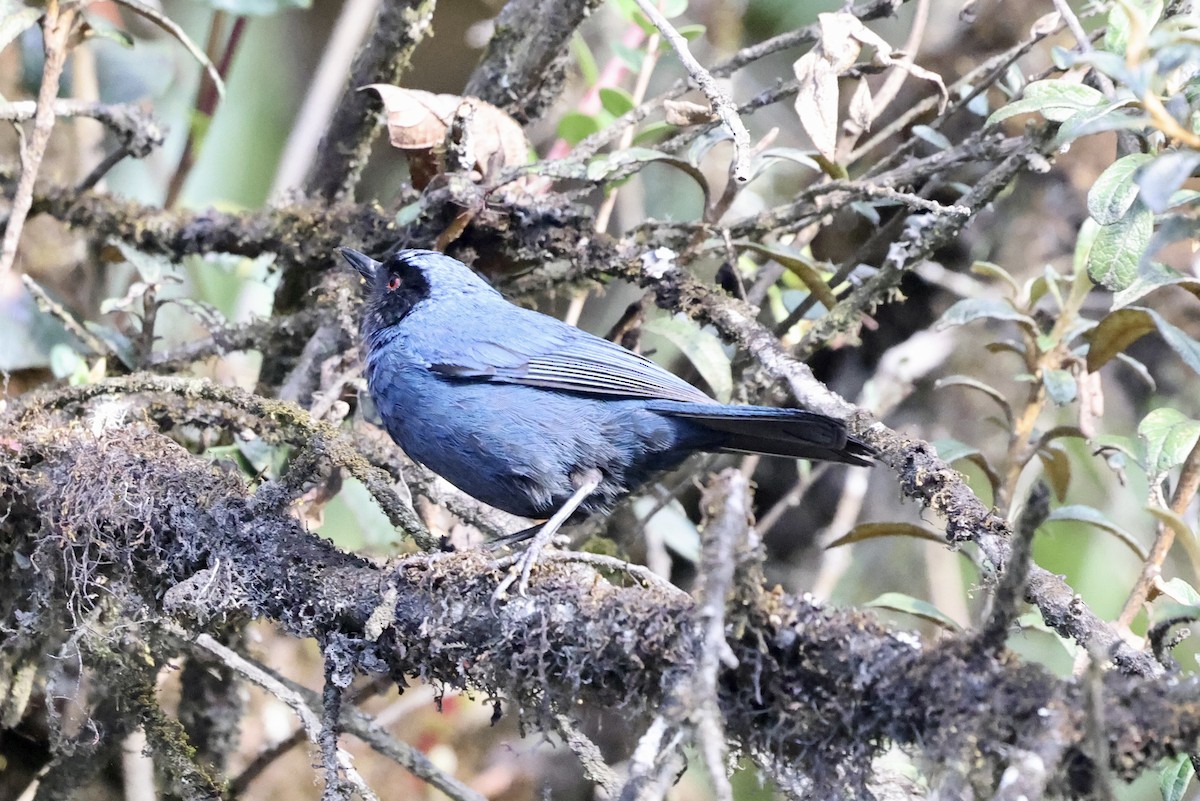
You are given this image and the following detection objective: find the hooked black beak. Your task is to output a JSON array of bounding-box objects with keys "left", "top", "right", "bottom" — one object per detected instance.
[{"left": 339, "top": 248, "right": 381, "bottom": 280}]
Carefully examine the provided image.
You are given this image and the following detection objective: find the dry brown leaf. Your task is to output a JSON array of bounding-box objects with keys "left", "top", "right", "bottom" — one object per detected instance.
[
  {"left": 848, "top": 79, "right": 874, "bottom": 131},
  {"left": 362, "top": 85, "right": 530, "bottom": 187},
  {"left": 663, "top": 99, "right": 716, "bottom": 126},
  {"left": 793, "top": 12, "right": 948, "bottom": 161}
]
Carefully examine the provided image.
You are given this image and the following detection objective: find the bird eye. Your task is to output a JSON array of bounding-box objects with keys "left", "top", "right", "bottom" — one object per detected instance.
[{"left": 387, "top": 275, "right": 402, "bottom": 291}]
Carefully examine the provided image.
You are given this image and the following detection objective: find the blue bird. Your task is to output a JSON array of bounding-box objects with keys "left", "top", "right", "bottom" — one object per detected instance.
[{"left": 342, "top": 248, "right": 873, "bottom": 588}]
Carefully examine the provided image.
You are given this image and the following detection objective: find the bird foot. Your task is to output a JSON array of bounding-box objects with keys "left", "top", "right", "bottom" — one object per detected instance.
[
  {"left": 492, "top": 528, "right": 563, "bottom": 599},
  {"left": 491, "top": 469, "right": 602, "bottom": 600}
]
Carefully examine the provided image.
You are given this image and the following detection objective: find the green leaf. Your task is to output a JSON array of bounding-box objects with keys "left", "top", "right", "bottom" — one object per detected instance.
[
  {"left": 84, "top": 18, "right": 136, "bottom": 48},
  {"left": 1160, "top": 577, "right": 1200, "bottom": 606},
  {"left": 676, "top": 23, "right": 706, "bottom": 40},
  {"left": 1115, "top": 352, "right": 1156, "bottom": 390},
  {"left": 612, "top": 40, "right": 645, "bottom": 72},
  {"left": 1139, "top": 408, "right": 1200, "bottom": 479},
  {"left": 1086, "top": 200, "right": 1153, "bottom": 290},
  {"left": 1148, "top": 308, "right": 1200, "bottom": 377},
  {"left": 933, "top": 438, "right": 984, "bottom": 464},
  {"left": 1073, "top": 217, "right": 1100, "bottom": 277},
  {"left": 642, "top": 315, "right": 732, "bottom": 402},
  {"left": 659, "top": 0, "right": 687, "bottom": 17},
  {"left": 599, "top": 86, "right": 636, "bottom": 117},
  {"left": 986, "top": 339, "right": 1027, "bottom": 358},
  {"left": 1113, "top": 261, "right": 1200, "bottom": 308},
  {"left": 1085, "top": 308, "right": 1157, "bottom": 371},
  {"left": 571, "top": 33, "right": 599, "bottom": 85},
  {"left": 970, "top": 261, "right": 1020, "bottom": 296},
  {"left": 1138, "top": 151, "right": 1200, "bottom": 213},
  {"left": 1054, "top": 100, "right": 1143, "bottom": 145},
  {"left": 1145, "top": 507, "right": 1200, "bottom": 574},
  {"left": 631, "top": 495, "right": 700, "bottom": 562},
  {"left": 114, "top": 241, "right": 171, "bottom": 283},
  {"left": 1044, "top": 505, "right": 1148, "bottom": 561},
  {"left": 756, "top": 147, "right": 821, "bottom": 172},
  {"left": 1088, "top": 153, "right": 1156, "bottom": 225},
  {"left": 48, "top": 344, "right": 86, "bottom": 382},
  {"left": 610, "top": 0, "right": 638, "bottom": 21},
  {"left": 931, "top": 438, "right": 1001, "bottom": 493},
  {"left": 987, "top": 79, "right": 1106, "bottom": 125},
  {"left": 850, "top": 201, "right": 880, "bottom": 225},
  {"left": 826, "top": 523, "right": 947, "bottom": 550},
  {"left": 1043, "top": 369, "right": 1077, "bottom": 405},
  {"left": 586, "top": 147, "right": 710, "bottom": 207},
  {"left": 1038, "top": 446, "right": 1072, "bottom": 500},
  {"left": 558, "top": 111, "right": 603, "bottom": 145},
  {"left": 318, "top": 478, "right": 401, "bottom": 551},
  {"left": 686, "top": 127, "right": 733, "bottom": 166},
  {"left": 866, "top": 593, "right": 961, "bottom": 631},
  {"left": 1105, "top": 0, "right": 1163, "bottom": 55},
  {"left": 109, "top": 0, "right": 225, "bottom": 98},
  {"left": 631, "top": 120, "right": 677, "bottom": 145},
  {"left": 1063, "top": 50, "right": 1137, "bottom": 87},
  {"left": 934, "top": 375, "right": 1013, "bottom": 425},
  {"left": 733, "top": 241, "right": 837, "bottom": 310},
  {"left": 1159, "top": 753, "right": 1194, "bottom": 801},
  {"left": 935, "top": 298, "right": 1037, "bottom": 331}
]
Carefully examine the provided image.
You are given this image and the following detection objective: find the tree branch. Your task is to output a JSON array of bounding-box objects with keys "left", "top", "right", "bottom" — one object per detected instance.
[
  {"left": 1, "top": 401, "right": 1196, "bottom": 797},
  {"left": 463, "top": 0, "right": 604, "bottom": 123}
]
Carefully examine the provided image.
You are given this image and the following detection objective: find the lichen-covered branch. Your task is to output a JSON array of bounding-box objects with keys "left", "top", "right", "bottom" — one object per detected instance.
[
  {"left": 463, "top": 0, "right": 604, "bottom": 123},
  {"left": 0, "top": 402, "right": 1196, "bottom": 798},
  {"left": 304, "top": 0, "right": 436, "bottom": 203}
]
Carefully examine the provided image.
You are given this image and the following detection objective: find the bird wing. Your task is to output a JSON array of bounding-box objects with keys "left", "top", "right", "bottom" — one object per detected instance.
[{"left": 425, "top": 312, "right": 715, "bottom": 404}]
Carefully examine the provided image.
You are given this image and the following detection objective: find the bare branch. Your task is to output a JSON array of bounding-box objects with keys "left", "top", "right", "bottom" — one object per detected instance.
[
  {"left": 304, "top": 0, "right": 435, "bottom": 202},
  {"left": 0, "top": 3, "right": 78, "bottom": 277},
  {"left": 0, "top": 400, "right": 1194, "bottom": 795},
  {"left": 629, "top": 0, "right": 751, "bottom": 183},
  {"left": 464, "top": 0, "right": 604, "bottom": 122}
]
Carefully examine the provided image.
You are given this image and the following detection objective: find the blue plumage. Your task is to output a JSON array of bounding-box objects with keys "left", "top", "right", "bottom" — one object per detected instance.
[{"left": 345, "top": 248, "right": 872, "bottom": 524}]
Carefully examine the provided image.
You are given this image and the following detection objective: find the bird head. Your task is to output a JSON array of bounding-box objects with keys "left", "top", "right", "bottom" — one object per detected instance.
[{"left": 342, "top": 248, "right": 499, "bottom": 339}]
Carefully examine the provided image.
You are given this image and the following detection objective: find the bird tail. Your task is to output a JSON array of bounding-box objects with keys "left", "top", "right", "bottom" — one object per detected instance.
[{"left": 648, "top": 402, "right": 875, "bottom": 467}]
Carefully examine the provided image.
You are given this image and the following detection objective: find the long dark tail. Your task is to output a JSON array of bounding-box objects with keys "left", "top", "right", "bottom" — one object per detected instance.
[{"left": 648, "top": 401, "right": 875, "bottom": 467}]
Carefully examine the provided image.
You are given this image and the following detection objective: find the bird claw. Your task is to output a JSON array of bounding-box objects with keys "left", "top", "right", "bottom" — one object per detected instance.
[
  {"left": 491, "top": 470, "right": 602, "bottom": 601},
  {"left": 492, "top": 534, "right": 555, "bottom": 600}
]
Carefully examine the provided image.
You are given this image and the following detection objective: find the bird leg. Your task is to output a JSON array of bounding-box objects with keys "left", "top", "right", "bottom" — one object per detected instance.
[{"left": 495, "top": 468, "right": 603, "bottom": 598}]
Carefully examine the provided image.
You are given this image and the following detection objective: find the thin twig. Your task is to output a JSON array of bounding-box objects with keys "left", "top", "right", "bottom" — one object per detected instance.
[
  {"left": 872, "top": 0, "right": 930, "bottom": 116},
  {"left": 689, "top": 469, "right": 756, "bottom": 801},
  {"left": 272, "top": 0, "right": 381, "bottom": 196},
  {"left": 228, "top": 680, "right": 426, "bottom": 796},
  {"left": 850, "top": 16, "right": 1066, "bottom": 168},
  {"left": 303, "top": 0, "right": 436, "bottom": 201},
  {"left": 629, "top": 0, "right": 751, "bottom": 182},
  {"left": 1051, "top": 0, "right": 1094, "bottom": 55},
  {"left": 1117, "top": 437, "right": 1200, "bottom": 628},
  {"left": 617, "top": 716, "right": 686, "bottom": 801},
  {"left": 531, "top": 551, "right": 689, "bottom": 597},
  {"left": 0, "top": 2, "right": 77, "bottom": 277},
  {"left": 553, "top": 714, "right": 620, "bottom": 794},
  {"left": 191, "top": 633, "right": 380, "bottom": 801},
  {"left": 0, "top": 99, "right": 165, "bottom": 158},
  {"left": 164, "top": 13, "right": 246, "bottom": 208},
  {"left": 980, "top": 481, "right": 1050, "bottom": 647},
  {"left": 20, "top": 274, "right": 114, "bottom": 359}
]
